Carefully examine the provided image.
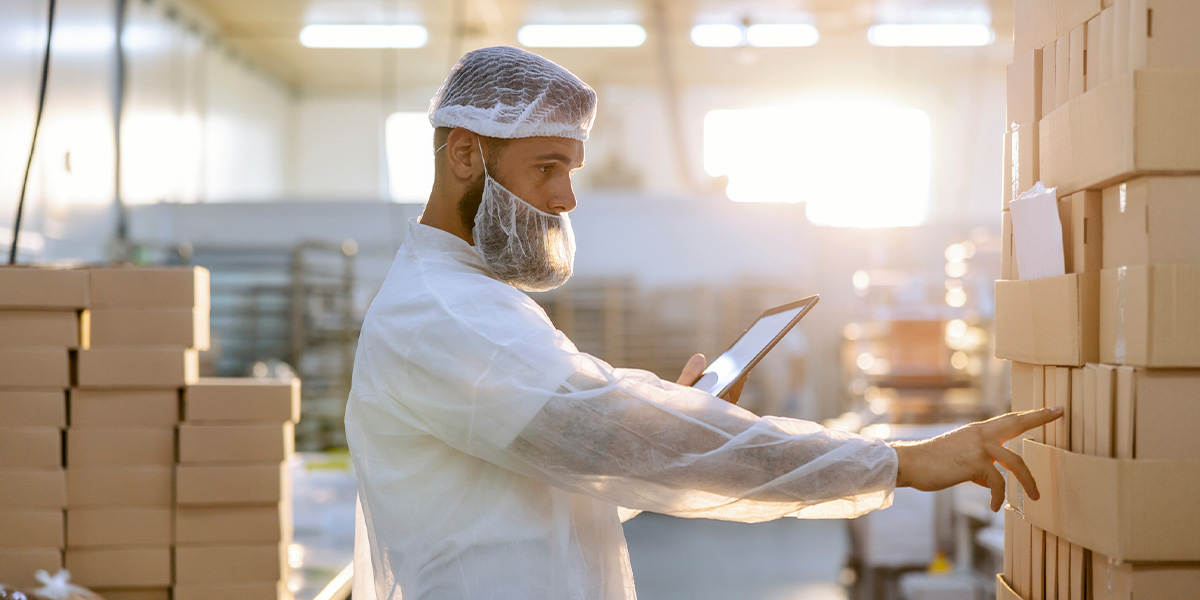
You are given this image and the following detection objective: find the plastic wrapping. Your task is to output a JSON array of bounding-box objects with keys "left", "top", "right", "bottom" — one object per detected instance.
[
  {"left": 345, "top": 218, "right": 898, "bottom": 599},
  {"left": 31, "top": 571, "right": 102, "bottom": 600},
  {"left": 428, "top": 46, "right": 597, "bottom": 141}
]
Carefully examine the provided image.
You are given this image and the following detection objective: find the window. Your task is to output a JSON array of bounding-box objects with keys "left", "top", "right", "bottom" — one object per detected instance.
[
  {"left": 385, "top": 112, "right": 435, "bottom": 202},
  {"left": 703, "top": 100, "right": 931, "bottom": 227}
]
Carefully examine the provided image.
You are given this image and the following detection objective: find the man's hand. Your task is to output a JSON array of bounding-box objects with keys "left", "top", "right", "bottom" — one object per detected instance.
[
  {"left": 890, "top": 407, "right": 1063, "bottom": 512},
  {"left": 677, "top": 353, "right": 747, "bottom": 404}
]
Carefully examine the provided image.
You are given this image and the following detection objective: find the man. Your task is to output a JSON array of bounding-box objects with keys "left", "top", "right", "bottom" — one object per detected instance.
[{"left": 346, "top": 46, "right": 1059, "bottom": 600}]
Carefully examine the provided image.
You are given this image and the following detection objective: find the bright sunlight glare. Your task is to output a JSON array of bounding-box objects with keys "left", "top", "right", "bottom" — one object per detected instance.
[
  {"left": 385, "top": 112, "right": 435, "bottom": 203},
  {"left": 703, "top": 100, "right": 931, "bottom": 227}
]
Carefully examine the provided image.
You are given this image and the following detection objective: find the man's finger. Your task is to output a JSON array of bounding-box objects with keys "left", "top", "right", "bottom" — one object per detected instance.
[
  {"left": 985, "top": 465, "right": 1006, "bottom": 512},
  {"left": 985, "top": 408, "right": 1063, "bottom": 441},
  {"left": 720, "top": 376, "right": 747, "bottom": 404},
  {"left": 676, "top": 353, "right": 706, "bottom": 386},
  {"left": 986, "top": 443, "right": 1038, "bottom": 502}
]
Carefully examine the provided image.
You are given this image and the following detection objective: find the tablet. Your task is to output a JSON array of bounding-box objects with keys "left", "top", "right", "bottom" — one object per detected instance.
[{"left": 691, "top": 295, "right": 819, "bottom": 398}]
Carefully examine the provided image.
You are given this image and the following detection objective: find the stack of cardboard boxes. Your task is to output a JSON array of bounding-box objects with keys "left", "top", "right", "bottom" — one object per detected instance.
[
  {"left": 997, "top": 1, "right": 1200, "bottom": 599},
  {"left": 0, "top": 265, "right": 299, "bottom": 598}
]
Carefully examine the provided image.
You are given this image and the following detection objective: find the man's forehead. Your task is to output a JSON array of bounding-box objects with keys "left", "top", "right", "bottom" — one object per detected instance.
[{"left": 508, "top": 136, "right": 585, "bottom": 164}]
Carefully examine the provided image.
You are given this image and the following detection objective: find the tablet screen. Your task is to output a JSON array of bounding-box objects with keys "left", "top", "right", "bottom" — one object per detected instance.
[{"left": 692, "top": 296, "right": 818, "bottom": 398}]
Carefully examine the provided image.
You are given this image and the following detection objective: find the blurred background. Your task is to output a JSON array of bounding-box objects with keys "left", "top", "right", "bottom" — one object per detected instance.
[{"left": 2, "top": 0, "right": 1015, "bottom": 598}]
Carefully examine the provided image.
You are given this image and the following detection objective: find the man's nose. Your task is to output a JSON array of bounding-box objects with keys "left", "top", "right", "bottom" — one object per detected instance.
[{"left": 549, "top": 186, "right": 577, "bottom": 214}]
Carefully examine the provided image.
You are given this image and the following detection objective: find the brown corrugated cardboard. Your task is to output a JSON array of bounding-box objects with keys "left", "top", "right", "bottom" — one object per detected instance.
[
  {"left": 178, "top": 423, "right": 293, "bottom": 463},
  {"left": 1070, "top": 368, "right": 1085, "bottom": 453},
  {"left": 1094, "top": 363, "right": 1116, "bottom": 457},
  {"left": 1032, "top": 525, "right": 1045, "bottom": 600},
  {"left": 1102, "top": 177, "right": 1200, "bottom": 267},
  {"left": 67, "top": 467, "right": 172, "bottom": 508},
  {"left": 66, "top": 428, "right": 176, "bottom": 467},
  {"left": 1023, "top": 439, "right": 1200, "bottom": 561},
  {"left": 0, "top": 266, "right": 88, "bottom": 309},
  {"left": 1008, "top": 49, "right": 1043, "bottom": 126},
  {"left": 1004, "top": 507, "right": 1015, "bottom": 581},
  {"left": 0, "top": 310, "right": 83, "bottom": 347},
  {"left": 68, "top": 389, "right": 179, "bottom": 428},
  {"left": 1045, "top": 532, "right": 1058, "bottom": 600},
  {"left": 1040, "top": 70, "right": 1200, "bottom": 197},
  {"left": 1066, "top": 190, "right": 1102, "bottom": 273},
  {"left": 1086, "top": 17, "right": 1101, "bottom": 91},
  {"left": 67, "top": 508, "right": 172, "bottom": 547},
  {"left": 0, "top": 428, "right": 62, "bottom": 468},
  {"left": 1055, "top": 367, "right": 1071, "bottom": 449},
  {"left": 1100, "top": 264, "right": 1200, "bottom": 366},
  {"left": 1015, "top": 0, "right": 1058, "bottom": 58},
  {"left": 1042, "top": 42, "right": 1058, "bottom": 118},
  {"left": 1069, "top": 25, "right": 1086, "bottom": 99},
  {"left": 175, "top": 504, "right": 291, "bottom": 544},
  {"left": 1044, "top": 367, "right": 1057, "bottom": 447},
  {"left": 1016, "top": 515, "right": 1031, "bottom": 597},
  {"left": 174, "top": 544, "right": 286, "bottom": 584},
  {"left": 1011, "top": 362, "right": 1044, "bottom": 444},
  {"left": 93, "top": 590, "right": 170, "bottom": 600},
  {"left": 1115, "top": 367, "right": 1200, "bottom": 460},
  {"left": 65, "top": 547, "right": 172, "bottom": 588},
  {"left": 176, "top": 462, "right": 288, "bottom": 505},
  {"left": 184, "top": 378, "right": 301, "bottom": 423},
  {"left": 0, "top": 390, "right": 66, "bottom": 427},
  {"left": 1100, "top": 8, "right": 1115, "bottom": 81},
  {"left": 0, "top": 348, "right": 70, "bottom": 388},
  {"left": 1035, "top": 366, "right": 1049, "bottom": 445},
  {"left": 1113, "top": 366, "right": 1135, "bottom": 459},
  {"left": 1003, "top": 122, "right": 1040, "bottom": 211},
  {"left": 87, "top": 266, "right": 209, "bottom": 310},
  {"left": 1091, "top": 552, "right": 1200, "bottom": 600},
  {"left": 1002, "top": 211, "right": 1017, "bottom": 280},
  {"left": 997, "top": 573, "right": 1021, "bottom": 600},
  {"left": 1130, "top": 0, "right": 1200, "bottom": 71},
  {"left": 76, "top": 347, "right": 199, "bottom": 389},
  {"left": 173, "top": 582, "right": 287, "bottom": 600},
  {"left": 1057, "top": 536, "right": 1070, "bottom": 600},
  {"left": 1070, "top": 544, "right": 1086, "bottom": 600},
  {"left": 994, "top": 273, "right": 1100, "bottom": 366},
  {"left": 0, "top": 548, "right": 63, "bottom": 588},
  {"left": 0, "top": 469, "right": 66, "bottom": 508},
  {"left": 88, "top": 308, "right": 210, "bottom": 350},
  {"left": 1056, "top": 0, "right": 1103, "bottom": 36},
  {"left": 0, "top": 510, "right": 64, "bottom": 548},
  {"left": 1082, "top": 365, "right": 1100, "bottom": 455},
  {"left": 1055, "top": 36, "right": 1070, "bottom": 108}
]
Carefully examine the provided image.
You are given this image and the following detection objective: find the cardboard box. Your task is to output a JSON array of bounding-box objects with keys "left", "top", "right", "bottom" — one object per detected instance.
[
  {"left": 1091, "top": 551, "right": 1200, "bottom": 600},
  {"left": 1070, "top": 368, "right": 1085, "bottom": 453},
  {"left": 174, "top": 544, "right": 286, "bottom": 584},
  {"left": 1111, "top": 367, "right": 1200, "bottom": 459},
  {"left": 1014, "top": 514, "right": 1030, "bottom": 597},
  {"left": 1055, "top": 36, "right": 1071, "bottom": 109},
  {"left": 1100, "top": 264, "right": 1200, "bottom": 366},
  {"left": 1015, "top": 0, "right": 1059, "bottom": 58},
  {"left": 175, "top": 505, "right": 291, "bottom": 544},
  {"left": 1113, "top": 0, "right": 1132, "bottom": 73},
  {"left": 1023, "top": 438, "right": 1200, "bottom": 561},
  {"left": 1055, "top": 367, "right": 1072, "bottom": 449},
  {"left": 176, "top": 462, "right": 288, "bottom": 506},
  {"left": 1086, "top": 16, "right": 1101, "bottom": 91},
  {"left": 0, "top": 266, "right": 88, "bottom": 309},
  {"left": 1102, "top": 177, "right": 1200, "bottom": 268},
  {"left": 93, "top": 590, "right": 170, "bottom": 600},
  {"left": 0, "top": 390, "right": 66, "bottom": 427},
  {"left": 0, "top": 347, "right": 70, "bottom": 388},
  {"left": 178, "top": 423, "right": 293, "bottom": 463},
  {"left": 1100, "top": 8, "right": 1115, "bottom": 81},
  {"left": 67, "top": 467, "right": 172, "bottom": 508},
  {"left": 995, "top": 273, "right": 1100, "bottom": 366},
  {"left": 1003, "top": 122, "right": 1040, "bottom": 210},
  {"left": 1064, "top": 190, "right": 1102, "bottom": 273},
  {"left": 1056, "top": 0, "right": 1103, "bottom": 36},
  {"left": 1032, "top": 525, "right": 1045, "bottom": 600},
  {"left": 996, "top": 573, "right": 1021, "bottom": 600},
  {"left": 1042, "top": 42, "right": 1058, "bottom": 118},
  {"left": 1130, "top": 0, "right": 1200, "bottom": 71},
  {"left": 0, "top": 510, "right": 64, "bottom": 548},
  {"left": 1071, "top": 544, "right": 1086, "bottom": 600},
  {"left": 0, "top": 309, "right": 84, "bottom": 347},
  {"left": 87, "top": 266, "right": 209, "bottom": 310},
  {"left": 68, "top": 389, "right": 179, "bottom": 428},
  {"left": 1004, "top": 507, "right": 1015, "bottom": 581},
  {"left": 1044, "top": 367, "right": 1058, "bottom": 447},
  {"left": 65, "top": 547, "right": 172, "bottom": 587},
  {"left": 67, "top": 508, "right": 172, "bottom": 547},
  {"left": 1057, "top": 536, "right": 1070, "bottom": 600},
  {"left": 1040, "top": 70, "right": 1200, "bottom": 197},
  {"left": 76, "top": 347, "right": 199, "bottom": 389},
  {"left": 1045, "top": 531, "right": 1058, "bottom": 600},
  {"left": 1069, "top": 25, "right": 1087, "bottom": 98},
  {"left": 88, "top": 308, "right": 210, "bottom": 350},
  {"left": 1008, "top": 49, "right": 1043, "bottom": 126},
  {"left": 0, "top": 548, "right": 63, "bottom": 588},
  {"left": 0, "top": 469, "right": 66, "bottom": 508},
  {"left": 185, "top": 378, "right": 301, "bottom": 423},
  {"left": 173, "top": 583, "right": 287, "bottom": 600},
  {"left": 1002, "top": 211, "right": 1017, "bottom": 280},
  {"left": 0, "top": 427, "right": 62, "bottom": 468},
  {"left": 1094, "top": 363, "right": 1117, "bottom": 457},
  {"left": 66, "top": 428, "right": 176, "bottom": 467}
]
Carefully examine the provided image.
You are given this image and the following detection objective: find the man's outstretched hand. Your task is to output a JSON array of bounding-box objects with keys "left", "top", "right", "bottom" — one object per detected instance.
[
  {"left": 891, "top": 408, "right": 1064, "bottom": 512},
  {"left": 677, "top": 353, "right": 746, "bottom": 404}
]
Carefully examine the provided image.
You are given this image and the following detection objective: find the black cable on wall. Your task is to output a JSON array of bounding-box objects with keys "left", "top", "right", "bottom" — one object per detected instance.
[{"left": 8, "top": 0, "right": 58, "bottom": 265}]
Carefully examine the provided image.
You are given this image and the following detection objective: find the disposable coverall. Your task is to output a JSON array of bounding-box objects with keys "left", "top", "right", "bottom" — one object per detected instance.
[{"left": 345, "top": 217, "right": 900, "bottom": 599}]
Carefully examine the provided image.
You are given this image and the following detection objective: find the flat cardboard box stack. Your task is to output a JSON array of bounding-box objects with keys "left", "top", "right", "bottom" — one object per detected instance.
[
  {"left": 1000, "top": 1, "right": 1200, "bottom": 598},
  {"left": 65, "top": 267, "right": 207, "bottom": 597},
  {"left": 175, "top": 377, "right": 300, "bottom": 600},
  {"left": 0, "top": 266, "right": 86, "bottom": 588}
]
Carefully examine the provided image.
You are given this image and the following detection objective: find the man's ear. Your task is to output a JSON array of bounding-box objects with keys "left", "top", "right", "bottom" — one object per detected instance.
[{"left": 445, "top": 127, "right": 483, "bottom": 182}]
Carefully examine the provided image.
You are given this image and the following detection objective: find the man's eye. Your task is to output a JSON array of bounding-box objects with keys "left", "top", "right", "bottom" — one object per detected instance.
[{"left": 540, "top": 165, "right": 554, "bottom": 174}]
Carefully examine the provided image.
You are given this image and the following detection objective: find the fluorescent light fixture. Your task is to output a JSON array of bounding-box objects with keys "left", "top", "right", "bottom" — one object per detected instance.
[
  {"left": 867, "top": 24, "right": 994, "bottom": 47},
  {"left": 690, "top": 24, "right": 743, "bottom": 47},
  {"left": 299, "top": 24, "right": 428, "bottom": 48},
  {"left": 517, "top": 24, "right": 646, "bottom": 48},
  {"left": 746, "top": 24, "right": 819, "bottom": 47}
]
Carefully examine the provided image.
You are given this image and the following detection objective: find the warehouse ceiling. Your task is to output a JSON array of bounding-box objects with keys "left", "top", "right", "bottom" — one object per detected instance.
[{"left": 184, "top": 0, "right": 1015, "bottom": 93}]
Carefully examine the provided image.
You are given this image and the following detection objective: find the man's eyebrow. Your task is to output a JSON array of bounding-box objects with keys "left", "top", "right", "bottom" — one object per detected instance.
[{"left": 535, "top": 152, "right": 584, "bottom": 167}]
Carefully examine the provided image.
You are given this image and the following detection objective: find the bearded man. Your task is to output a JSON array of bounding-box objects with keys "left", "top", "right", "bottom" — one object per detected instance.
[{"left": 345, "top": 45, "right": 1059, "bottom": 600}]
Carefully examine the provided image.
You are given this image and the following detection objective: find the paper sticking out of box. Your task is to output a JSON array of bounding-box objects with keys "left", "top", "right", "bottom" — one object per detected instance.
[
  {"left": 1010, "top": 183, "right": 1067, "bottom": 280},
  {"left": 0, "top": 266, "right": 88, "bottom": 309}
]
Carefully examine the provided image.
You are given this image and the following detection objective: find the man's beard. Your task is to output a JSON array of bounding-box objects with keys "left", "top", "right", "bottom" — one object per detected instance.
[{"left": 459, "top": 172, "right": 575, "bottom": 293}]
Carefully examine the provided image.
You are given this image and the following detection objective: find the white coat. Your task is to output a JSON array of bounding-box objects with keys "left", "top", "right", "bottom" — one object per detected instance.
[{"left": 345, "top": 217, "right": 899, "bottom": 600}]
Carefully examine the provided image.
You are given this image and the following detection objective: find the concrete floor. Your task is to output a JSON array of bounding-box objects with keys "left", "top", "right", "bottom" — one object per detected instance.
[{"left": 623, "top": 513, "right": 851, "bottom": 600}]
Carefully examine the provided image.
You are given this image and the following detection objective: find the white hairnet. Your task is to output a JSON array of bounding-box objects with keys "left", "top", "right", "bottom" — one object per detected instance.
[{"left": 428, "top": 46, "right": 598, "bottom": 141}]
